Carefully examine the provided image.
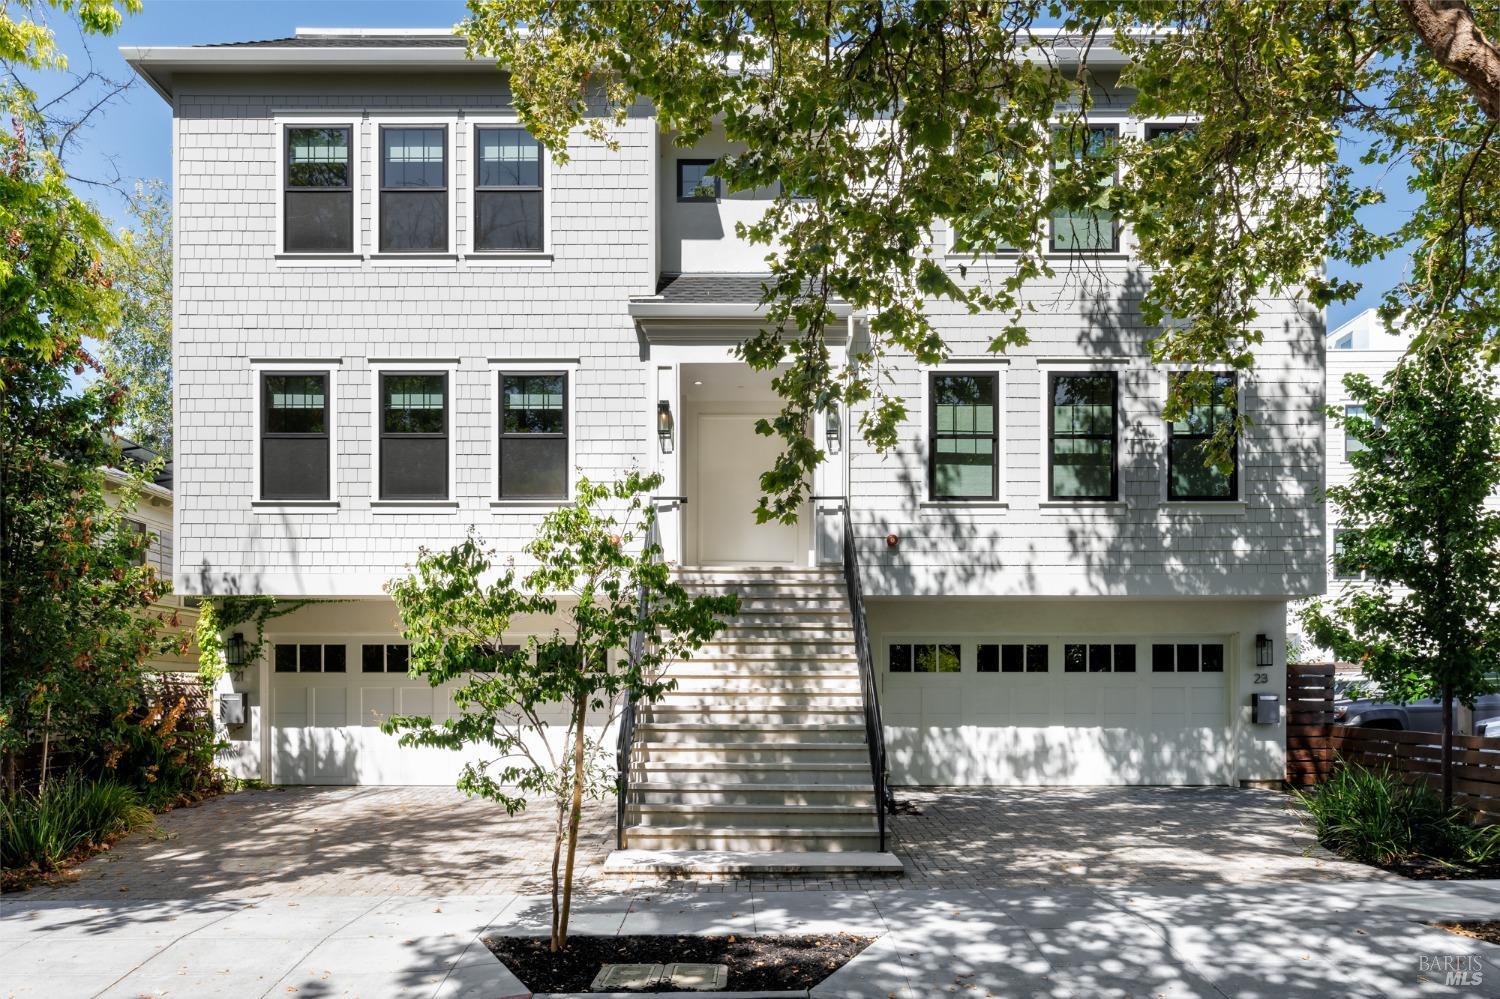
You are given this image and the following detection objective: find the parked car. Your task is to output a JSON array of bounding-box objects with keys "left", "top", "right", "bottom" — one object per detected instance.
[{"left": 1334, "top": 675, "right": 1500, "bottom": 732}]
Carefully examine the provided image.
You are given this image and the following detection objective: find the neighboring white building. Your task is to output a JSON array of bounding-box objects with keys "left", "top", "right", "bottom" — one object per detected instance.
[
  {"left": 110, "top": 441, "right": 198, "bottom": 674},
  {"left": 126, "top": 29, "right": 1324, "bottom": 855}
]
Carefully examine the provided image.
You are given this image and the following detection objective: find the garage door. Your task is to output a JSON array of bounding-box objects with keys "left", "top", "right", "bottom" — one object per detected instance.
[{"left": 881, "top": 638, "right": 1232, "bottom": 785}]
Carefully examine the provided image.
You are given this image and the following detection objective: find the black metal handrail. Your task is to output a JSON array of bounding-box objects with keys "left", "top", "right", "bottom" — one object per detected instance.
[
  {"left": 616, "top": 513, "right": 662, "bottom": 849},
  {"left": 815, "top": 495, "right": 894, "bottom": 850}
]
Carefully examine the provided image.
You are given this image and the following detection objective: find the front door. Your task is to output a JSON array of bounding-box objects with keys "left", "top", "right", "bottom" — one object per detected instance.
[{"left": 694, "top": 413, "right": 800, "bottom": 566}]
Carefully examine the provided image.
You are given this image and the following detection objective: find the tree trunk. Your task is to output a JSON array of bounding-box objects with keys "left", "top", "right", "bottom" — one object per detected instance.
[
  {"left": 556, "top": 696, "right": 588, "bottom": 953},
  {"left": 1400, "top": 0, "right": 1500, "bottom": 121},
  {"left": 549, "top": 797, "right": 565, "bottom": 952},
  {"left": 3, "top": 749, "right": 16, "bottom": 799},
  {"left": 1442, "top": 682, "right": 1456, "bottom": 812},
  {"left": 38, "top": 703, "right": 53, "bottom": 795}
]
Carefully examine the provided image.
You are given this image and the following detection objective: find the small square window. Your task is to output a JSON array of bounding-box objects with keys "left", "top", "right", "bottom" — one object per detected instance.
[
  {"left": 275, "top": 643, "right": 298, "bottom": 673},
  {"left": 299, "top": 644, "right": 323, "bottom": 673},
  {"left": 324, "top": 645, "right": 347, "bottom": 673},
  {"left": 1201, "top": 644, "right": 1225, "bottom": 672},
  {"left": 1064, "top": 644, "right": 1086, "bottom": 673},
  {"left": 1026, "top": 644, "right": 1048, "bottom": 673},
  {"left": 915, "top": 644, "right": 961, "bottom": 673},
  {"left": 889, "top": 644, "right": 912, "bottom": 673},
  {"left": 1002, "top": 645, "right": 1026, "bottom": 673},
  {"left": 1114, "top": 644, "right": 1136, "bottom": 673},
  {"left": 977, "top": 644, "right": 1000, "bottom": 673},
  {"left": 1152, "top": 643, "right": 1175, "bottom": 673},
  {"left": 1087, "top": 643, "right": 1111, "bottom": 673},
  {"left": 677, "top": 159, "right": 719, "bottom": 201},
  {"left": 386, "top": 644, "right": 409, "bottom": 674},
  {"left": 1176, "top": 643, "right": 1200, "bottom": 673},
  {"left": 362, "top": 644, "right": 384, "bottom": 673}
]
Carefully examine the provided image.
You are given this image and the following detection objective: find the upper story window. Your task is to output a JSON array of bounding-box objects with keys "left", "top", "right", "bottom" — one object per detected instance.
[
  {"left": 1144, "top": 122, "right": 1195, "bottom": 141},
  {"left": 380, "top": 126, "right": 449, "bottom": 253},
  {"left": 929, "top": 371, "right": 999, "bottom": 501},
  {"left": 1049, "top": 125, "right": 1118, "bottom": 253},
  {"left": 379, "top": 373, "right": 449, "bottom": 501},
  {"left": 1048, "top": 371, "right": 1117, "bottom": 501},
  {"left": 123, "top": 518, "right": 148, "bottom": 566},
  {"left": 283, "top": 126, "right": 354, "bottom": 253},
  {"left": 474, "top": 127, "right": 544, "bottom": 252},
  {"left": 677, "top": 159, "right": 720, "bottom": 202},
  {"left": 1332, "top": 528, "right": 1365, "bottom": 580},
  {"left": 498, "top": 372, "right": 568, "bottom": 500},
  {"left": 1167, "top": 372, "right": 1237, "bottom": 501},
  {"left": 261, "top": 372, "right": 331, "bottom": 501},
  {"left": 1344, "top": 404, "right": 1373, "bottom": 457}
]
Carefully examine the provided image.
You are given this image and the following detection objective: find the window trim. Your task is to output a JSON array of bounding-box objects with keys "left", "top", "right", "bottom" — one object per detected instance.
[
  {"left": 676, "top": 158, "right": 721, "bottom": 202},
  {"left": 252, "top": 360, "right": 339, "bottom": 506},
  {"left": 468, "top": 119, "right": 549, "bottom": 256},
  {"left": 1047, "top": 123, "right": 1121, "bottom": 255},
  {"left": 275, "top": 116, "right": 360, "bottom": 258},
  {"left": 1043, "top": 367, "right": 1120, "bottom": 503},
  {"left": 1166, "top": 371, "right": 1239, "bottom": 502},
  {"left": 371, "top": 117, "right": 458, "bottom": 257},
  {"left": 369, "top": 360, "right": 458, "bottom": 509},
  {"left": 489, "top": 358, "right": 579, "bottom": 506},
  {"left": 923, "top": 363, "right": 1006, "bottom": 503}
]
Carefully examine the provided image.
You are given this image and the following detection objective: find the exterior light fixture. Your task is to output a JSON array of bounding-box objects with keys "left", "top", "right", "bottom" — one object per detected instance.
[
  {"left": 1255, "top": 634, "right": 1273, "bottom": 669},
  {"left": 657, "top": 400, "right": 675, "bottom": 453},
  {"left": 225, "top": 632, "right": 248, "bottom": 667},
  {"left": 826, "top": 405, "right": 843, "bottom": 455}
]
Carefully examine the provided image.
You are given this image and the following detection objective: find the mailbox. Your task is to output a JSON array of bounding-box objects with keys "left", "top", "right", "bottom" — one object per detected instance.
[
  {"left": 1252, "top": 693, "right": 1280, "bottom": 725},
  {"left": 219, "top": 692, "right": 247, "bottom": 726}
]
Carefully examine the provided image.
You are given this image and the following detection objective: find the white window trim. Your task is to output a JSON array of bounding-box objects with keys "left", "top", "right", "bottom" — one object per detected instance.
[
  {"left": 273, "top": 113, "right": 362, "bottom": 264},
  {"left": 368, "top": 359, "right": 460, "bottom": 512},
  {"left": 919, "top": 358, "right": 1009, "bottom": 507},
  {"left": 370, "top": 115, "right": 460, "bottom": 260},
  {"left": 489, "top": 358, "right": 580, "bottom": 508},
  {"left": 250, "top": 358, "right": 341, "bottom": 512},
  {"left": 1036, "top": 359, "right": 1129, "bottom": 510},
  {"left": 464, "top": 117, "right": 553, "bottom": 264}
]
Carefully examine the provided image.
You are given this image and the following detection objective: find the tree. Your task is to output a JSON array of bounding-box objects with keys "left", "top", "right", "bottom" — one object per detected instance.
[
  {"left": 463, "top": 1, "right": 1500, "bottom": 520},
  {"left": 102, "top": 179, "right": 172, "bottom": 455},
  {"left": 384, "top": 473, "right": 738, "bottom": 951},
  {"left": 1302, "top": 345, "right": 1500, "bottom": 811}
]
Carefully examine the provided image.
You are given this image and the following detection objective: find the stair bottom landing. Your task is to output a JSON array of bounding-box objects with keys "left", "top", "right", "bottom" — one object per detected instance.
[{"left": 602, "top": 848, "right": 904, "bottom": 877}]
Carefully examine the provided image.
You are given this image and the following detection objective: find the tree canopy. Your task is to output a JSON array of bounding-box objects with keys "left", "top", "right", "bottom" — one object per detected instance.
[{"left": 464, "top": 0, "right": 1500, "bottom": 519}]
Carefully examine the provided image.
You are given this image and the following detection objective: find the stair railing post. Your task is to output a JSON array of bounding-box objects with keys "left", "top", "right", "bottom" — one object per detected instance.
[{"left": 617, "top": 514, "right": 662, "bottom": 850}]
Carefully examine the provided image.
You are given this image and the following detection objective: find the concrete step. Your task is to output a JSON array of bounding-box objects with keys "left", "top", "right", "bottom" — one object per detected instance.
[
  {"left": 655, "top": 691, "right": 865, "bottom": 709},
  {"left": 631, "top": 802, "right": 877, "bottom": 830},
  {"left": 729, "top": 599, "right": 851, "bottom": 613},
  {"left": 695, "top": 641, "right": 857, "bottom": 658},
  {"left": 669, "top": 655, "right": 859, "bottom": 669},
  {"left": 710, "top": 625, "right": 854, "bottom": 641},
  {"left": 638, "top": 722, "right": 865, "bottom": 745},
  {"left": 633, "top": 783, "right": 876, "bottom": 808},
  {"left": 632, "top": 761, "right": 873, "bottom": 785},
  {"left": 644, "top": 707, "right": 865, "bottom": 726},
  {"left": 624, "top": 826, "right": 881, "bottom": 852},
  {"left": 638, "top": 743, "right": 871, "bottom": 765},
  {"left": 603, "top": 849, "right": 903, "bottom": 876}
]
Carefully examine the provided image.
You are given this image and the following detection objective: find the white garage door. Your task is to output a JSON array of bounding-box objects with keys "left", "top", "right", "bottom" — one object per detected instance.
[{"left": 882, "top": 639, "right": 1232, "bottom": 786}]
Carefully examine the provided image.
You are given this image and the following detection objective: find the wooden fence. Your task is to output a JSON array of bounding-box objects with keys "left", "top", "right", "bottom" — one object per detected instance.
[{"left": 1284, "top": 663, "right": 1500, "bottom": 822}]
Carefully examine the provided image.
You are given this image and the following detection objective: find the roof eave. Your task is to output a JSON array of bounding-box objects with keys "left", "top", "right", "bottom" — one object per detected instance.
[{"left": 628, "top": 301, "right": 854, "bottom": 320}]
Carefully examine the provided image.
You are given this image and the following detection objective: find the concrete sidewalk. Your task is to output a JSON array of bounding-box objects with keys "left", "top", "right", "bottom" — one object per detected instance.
[{"left": 6, "top": 880, "right": 1500, "bottom": 998}]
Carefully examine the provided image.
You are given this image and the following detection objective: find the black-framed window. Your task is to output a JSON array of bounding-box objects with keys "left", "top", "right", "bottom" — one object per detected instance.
[
  {"left": 274, "top": 643, "right": 346, "bottom": 673},
  {"left": 380, "top": 126, "right": 448, "bottom": 253},
  {"left": 1151, "top": 642, "right": 1224, "bottom": 673},
  {"left": 474, "top": 127, "right": 543, "bottom": 252},
  {"left": 1342, "top": 404, "right": 1384, "bottom": 458},
  {"left": 284, "top": 126, "right": 353, "bottom": 253},
  {"left": 888, "top": 643, "right": 961, "bottom": 673},
  {"left": 1332, "top": 528, "right": 1364, "bottom": 580},
  {"left": 1168, "top": 372, "right": 1237, "bottom": 501},
  {"left": 1049, "top": 125, "right": 1118, "bottom": 252},
  {"left": 1064, "top": 643, "right": 1135, "bottom": 673},
  {"left": 362, "top": 643, "right": 410, "bottom": 674},
  {"left": 978, "top": 643, "right": 1049, "bottom": 674},
  {"left": 379, "top": 373, "right": 448, "bottom": 500},
  {"left": 123, "top": 518, "right": 148, "bottom": 566},
  {"left": 498, "top": 372, "right": 568, "bottom": 499},
  {"left": 677, "top": 159, "right": 719, "bottom": 202},
  {"left": 929, "top": 372, "right": 999, "bottom": 501},
  {"left": 261, "top": 373, "right": 330, "bottom": 501},
  {"left": 1049, "top": 372, "right": 1117, "bottom": 500},
  {"left": 1144, "top": 122, "right": 1196, "bottom": 141}
]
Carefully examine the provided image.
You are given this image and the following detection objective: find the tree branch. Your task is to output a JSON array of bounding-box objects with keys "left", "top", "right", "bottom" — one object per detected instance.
[{"left": 1400, "top": 0, "right": 1500, "bottom": 120}]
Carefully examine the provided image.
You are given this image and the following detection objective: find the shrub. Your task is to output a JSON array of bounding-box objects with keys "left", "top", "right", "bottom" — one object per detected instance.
[
  {"left": 110, "top": 677, "right": 226, "bottom": 809},
  {"left": 1, "top": 775, "right": 152, "bottom": 874}
]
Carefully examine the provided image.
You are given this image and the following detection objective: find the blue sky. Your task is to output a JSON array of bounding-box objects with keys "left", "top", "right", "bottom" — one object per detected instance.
[{"left": 46, "top": 0, "right": 1406, "bottom": 331}]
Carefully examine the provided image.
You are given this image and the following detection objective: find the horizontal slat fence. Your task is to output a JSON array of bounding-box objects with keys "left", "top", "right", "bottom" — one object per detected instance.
[{"left": 1286, "top": 663, "right": 1336, "bottom": 787}]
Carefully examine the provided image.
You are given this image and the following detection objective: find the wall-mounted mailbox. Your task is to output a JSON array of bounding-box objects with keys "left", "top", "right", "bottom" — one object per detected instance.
[
  {"left": 1252, "top": 693, "right": 1280, "bottom": 725},
  {"left": 219, "top": 692, "right": 247, "bottom": 726}
]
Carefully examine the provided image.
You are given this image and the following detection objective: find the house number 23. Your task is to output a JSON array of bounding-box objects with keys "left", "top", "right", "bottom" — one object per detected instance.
[{"left": 1253, "top": 672, "right": 1269, "bottom": 685}]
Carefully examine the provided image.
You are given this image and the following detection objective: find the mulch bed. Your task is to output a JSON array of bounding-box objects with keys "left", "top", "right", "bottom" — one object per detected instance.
[
  {"left": 1378, "top": 856, "right": 1500, "bottom": 881},
  {"left": 486, "top": 933, "right": 873, "bottom": 993},
  {"left": 1435, "top": 920, "right": 1500, "bottom": 944}
]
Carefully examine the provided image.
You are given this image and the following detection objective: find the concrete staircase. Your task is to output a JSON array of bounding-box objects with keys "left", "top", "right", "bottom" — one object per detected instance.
[{"left": 614, "top": 567, "right": 896, "bottom": 870}]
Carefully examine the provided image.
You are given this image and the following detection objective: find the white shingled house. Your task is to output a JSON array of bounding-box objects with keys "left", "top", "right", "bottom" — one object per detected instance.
[{"left": 126, "top": 27, "right": 1324, "bottom": 862}]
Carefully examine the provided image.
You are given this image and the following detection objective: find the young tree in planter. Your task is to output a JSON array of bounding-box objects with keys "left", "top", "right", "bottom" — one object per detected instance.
[
  {"left": 385, "top": 473, "right": 737, "bottom": 951},
  {"left": 1302, "top": 346, "right": 1500, "bottom": 811}
]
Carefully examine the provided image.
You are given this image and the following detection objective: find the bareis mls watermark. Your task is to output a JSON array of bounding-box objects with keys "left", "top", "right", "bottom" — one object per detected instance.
[{"left": 1419, "top": 954, "right": 1485, "bottom": 987}]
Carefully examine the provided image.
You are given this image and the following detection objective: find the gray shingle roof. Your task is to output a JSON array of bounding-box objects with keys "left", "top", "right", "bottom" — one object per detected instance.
[{"left": 656, "top": 273, "right": 775, "bottom": 304}]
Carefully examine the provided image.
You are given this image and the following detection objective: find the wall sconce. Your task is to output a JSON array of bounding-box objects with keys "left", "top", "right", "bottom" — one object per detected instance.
[
  {"left": 1255, "top": 634, "right": 1273, "bottom": 669},
  {"left": 825, "top": 405, "right": 843, "bottom": 455},
  {"left": 225, "top": 632, "right": 247, "bottom": 668},
  {"left": 657, "top": 400, "right": 675, "bottom": 454}
]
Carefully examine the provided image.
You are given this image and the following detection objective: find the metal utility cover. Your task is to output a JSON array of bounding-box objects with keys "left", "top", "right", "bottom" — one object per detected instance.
[
  {"left": 664, "top": 962, "right": 729, "bottom": 990},
  {"left": 589, "top": 963, "right": 664, "bottom": 990}
]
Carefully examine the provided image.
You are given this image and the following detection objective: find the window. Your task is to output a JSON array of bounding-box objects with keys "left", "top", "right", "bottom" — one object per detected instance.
[
  {"left": 1151, "top": 642, "right": 1224, "bottom": 673},
  {"left": 888, "top": 643, "right": 960, "bottom": 673},
  {"left": 1167, "top": 372, "right": 1237, "bottom": 501},
  {"left": 1344, "top": 405, "right": 1367, "bottom": 456},
  {"left": 261, "top": 372, "right": 331, "bottom": 501},
  {"left": 1333, "top": 334, "right": 1354, "bottom": 350},
  {"left": 498, "top": 372, "right": 568, "bottom": 500},
  {"left": 929, "top": 372, "right": 999, "bottom": 500},
  {"left": 379, "top": 373, "right": 448, "bottom": 500},
  {"left": 474, "top": 127, "right": 543, "bottom": 252},
  {"left": 380, "top": 126, "right": 448, "bottom": 253},
  {"left": 123, "top": 518, "right": 148, "bottom": 566},
  {"left": 677, "top": 159, "right": 719, "bottom": 202},
  {"left": 1050, "top": 125, "right": 1118, "bottom": 252},
  {"left": 1144, "top": 123, "right": 1195, "bottom": 141},
  {"left": 284, "top": 126, "right": 353, "bottom": 253},
  {"left": 1064, "top": 643, "right": 1135, "bottom": 673},
  {"left": 1049, "top": 372, "right": 1117, "bottom": 500},
  {"left": 1332, "top": 529, "right": 1364, "bottom": 580},
  {"left": 362, "top": 643, "right": 410, "bottom": 674},
  {"left": 275, "top": 643, "right": 346, "bottom": 673},
  {"left": 978, "top": 643, "right": 1048, "bottom": 673}
]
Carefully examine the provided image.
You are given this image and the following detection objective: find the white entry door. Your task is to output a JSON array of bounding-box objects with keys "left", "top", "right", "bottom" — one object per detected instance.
[{"left": 694, "top": 413, "right": 800, "bottom": 566}]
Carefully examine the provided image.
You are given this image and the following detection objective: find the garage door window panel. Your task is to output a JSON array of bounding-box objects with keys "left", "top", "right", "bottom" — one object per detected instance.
[
  {"left": 1049, "top": 372, "right": 1117, "bottom": 500},
  {"left": 889, "top": 643, "right": 960, "bottom": 673},
  {"left": 261, "top": 373, "right": 330, "bottom": 501}
]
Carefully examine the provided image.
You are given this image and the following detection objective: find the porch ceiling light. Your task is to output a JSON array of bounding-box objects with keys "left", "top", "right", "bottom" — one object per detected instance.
[
  {"left": 657, "top": 400, "right": 675, "bottom": 453},
  {"left": 225, "top": 632, "right": 248, "bottom": 667},
  {"left": 1255, "top": 634, "right": 1273, "bottom": 669},
  {"left": 826, "top": 404, "right": 843, "bottom": 454}
]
